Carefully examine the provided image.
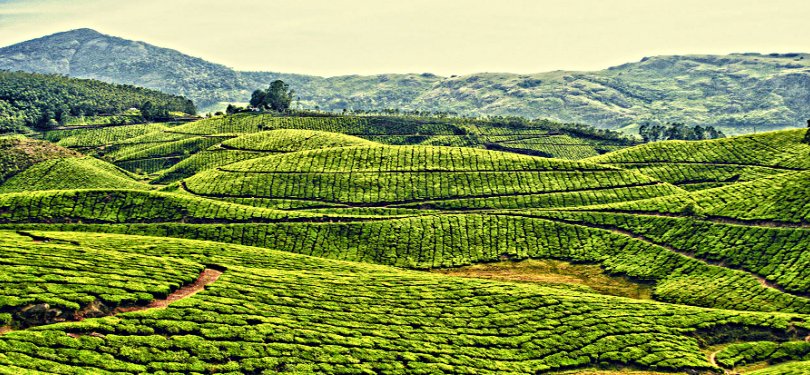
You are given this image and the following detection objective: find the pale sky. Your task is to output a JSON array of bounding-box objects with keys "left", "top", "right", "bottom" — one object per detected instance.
[{"left": 0, "top": 0, "right": 808, "bottom": 76}]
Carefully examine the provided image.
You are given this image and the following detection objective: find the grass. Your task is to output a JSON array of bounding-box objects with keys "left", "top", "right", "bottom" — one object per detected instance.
[
  {"left": 0, "top": 136, "right": 79, "bottom": 184},
  {"left": 0, "top": 157, "right": 146, "bottom": 193},
  {"left": 221, "top": 129, "right": 375, "bottom": 152},
  {"left": 586, "top": 129, "right": 810, "bottom": 190},
  {"left": 181, "top": 145, "right": 665, "bottom": 207},
  {"left": 0, "top": 189, "right": 319, "bottom": 223},
  {"left": 432, "top": 259, "right": 654, "bottom": 299},
  {"left": 560, "top": 170, "right": 810, "bottom": 225}
]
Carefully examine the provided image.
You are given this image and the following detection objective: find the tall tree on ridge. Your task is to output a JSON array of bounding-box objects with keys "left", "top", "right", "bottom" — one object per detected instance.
[
  {"left": 250, "top": 80, "right": 294, "bottom": 112},
  {"left": 804, "top": 119, "right": 810, "bottom": 144}
]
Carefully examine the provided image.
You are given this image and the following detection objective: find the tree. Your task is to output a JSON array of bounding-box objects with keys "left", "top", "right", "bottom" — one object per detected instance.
[
  {"left": 249, "top": 80, "right": 294, "bottom": 112},
  {"left": 141, "top": 101, "right": 155, "bottom": 120},
  {"left": 140, "top": 101, "right": 169, "bottom": 121},
  {"left": 266, "top": 80, "right": 294, "bottom": 112},
  {"left": 249, "top": 90, "right": 266, "bottom": 109},
  {"left": 226, "top": 104, "right": 238, "bottom": 115},
  {"left": 664, "top": 123, "right": 689, "bottom": 140},
  {"left": 804, "top": 120, "right": 810, "bottom": 144},
  {"left": 639, "top": 122, "right": 724, "bottom": 143}
]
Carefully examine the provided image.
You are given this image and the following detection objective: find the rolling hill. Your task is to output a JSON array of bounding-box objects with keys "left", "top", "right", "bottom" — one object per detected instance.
[
  {"left": 585, "top": 128, "right": 810, "bottom": 191},
  {"left": 2, "top": 230, "right": 807, "bottom": 373},
  {"left": 0, "top": 136, "right": 79, "bottom": 183},
  {"left": 0, "top": 157, "right": 146, "bottom": 193},
  {"left": 2, "top": 29, "right": 809, "bottom": 133},
  {"left": 1, "top": 114, "right": 810, "bottom": 374}
]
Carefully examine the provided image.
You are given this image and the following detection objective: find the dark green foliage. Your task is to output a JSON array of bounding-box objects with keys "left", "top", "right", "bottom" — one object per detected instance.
[
  {"left": 249, "top": 80, "right": 294, "bottom": 112},
  {"left": 639, "top": 122, "right": 725, "bottom": 142},
  {"left": 804, "top": 119, "right": 810, "bottom": 144},
  {"left": 715, "top": 341, "right": 810, "bottom": 368},
  {"left": 139, "top": 101, "right": 169, "bottom": 121},
  {"left": 0, "top": 71, "right": 195, "bottom": 133}
]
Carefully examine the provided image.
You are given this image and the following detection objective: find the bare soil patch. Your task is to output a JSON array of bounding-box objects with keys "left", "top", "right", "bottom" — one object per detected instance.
[{"left": 433, "top": 259, "right": 653, "bottom": 300}]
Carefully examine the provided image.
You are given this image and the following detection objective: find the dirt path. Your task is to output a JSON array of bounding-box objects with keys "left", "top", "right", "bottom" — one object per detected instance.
[
  {"left": 567, "top": 209, "right": 810, "bottom": 229},
  {"left": 116, "top": 268, "right": 222, "bottom": 312},
  {"left": 607, "top": 161, "right": 805, "bottom": 172},
  {"left": 0, "top": 268, "right": 223, "bottom": 337},
  {"left": 708, "top": 349, "right": 720, "bottom": 368}
]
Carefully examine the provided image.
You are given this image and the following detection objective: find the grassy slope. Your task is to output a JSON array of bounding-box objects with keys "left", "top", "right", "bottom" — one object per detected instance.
[
  {"left": 0, "top": 136, "right": 80, "bottom": 183},
  {"left": 0, "top": 230, "right": 808, "bottom": 374},
  {"left": 152, "top": 128, "right": 378, "bottom": 184},
  {"left": 0, "top": 157, "right": 146, "bottom": 193},
  {"left": 44, "top": 114, "right": 635, "bottom": 184},
  {"left": 586, "top": 129, "right": 810, "bottom": 168},
  {"left": 221, "top": 129, "right": 376, "bottom": 152},
  {"left": 567, "top": 170, "right": 810, "bottom": 225},
  {"left": 182, "top": 145, "right": 674, "bottom": 207},
  {"left": 585, "top": 129, "right": 810, "bottom": 190},
  {"left": 0, "top": 189, "right": 320, "bottom": 223},
  {"left": 2, "top": 122, "right": 810, "bottom": 373}
]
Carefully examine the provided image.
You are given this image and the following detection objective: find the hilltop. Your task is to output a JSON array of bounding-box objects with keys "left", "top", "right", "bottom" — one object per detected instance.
[
  {"left": 0, "top": 29, "right": 239, "bottom": 107},
  {"left": 2, "top": 29, "right": 809, "bottom": 133}
]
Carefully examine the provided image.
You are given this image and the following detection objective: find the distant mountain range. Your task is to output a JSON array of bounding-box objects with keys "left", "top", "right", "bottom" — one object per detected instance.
[{"left": 2, "top": 28, "right": 809, "bottom": 133}]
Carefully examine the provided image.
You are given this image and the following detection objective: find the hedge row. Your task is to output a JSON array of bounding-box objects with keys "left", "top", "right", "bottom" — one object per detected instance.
[{"left": 6, "top": 213, "right": 809, "bottom": 314}]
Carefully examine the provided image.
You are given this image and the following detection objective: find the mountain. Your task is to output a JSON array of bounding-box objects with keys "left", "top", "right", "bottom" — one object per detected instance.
[
  {"left": 0, "top": 29, "right": 243, "bottom": 106},
  {"left": 2, "top": 29, "right": 809, "bottom": 134}
]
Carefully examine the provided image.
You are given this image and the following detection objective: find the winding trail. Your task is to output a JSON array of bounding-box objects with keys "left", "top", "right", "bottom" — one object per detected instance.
[
  {"left": 118, "top": 268, "right": 223, "bottom": 311},
  {"left": 564, "top": 209, "right": 810, "bottom": 229},
  {"left": 0, "top": 268, "right": 223, "bottom": 337},
  {"left": 708, "top": 350, "right": 719, "bottom": 368},
  {"left": 607, "top": 161, "right": 806, "bottom": 172}
]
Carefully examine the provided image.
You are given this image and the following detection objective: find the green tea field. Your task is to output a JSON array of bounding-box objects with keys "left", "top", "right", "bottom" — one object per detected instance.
[{"left": 1, "top": 113, "right": 809, "bottom": 374}]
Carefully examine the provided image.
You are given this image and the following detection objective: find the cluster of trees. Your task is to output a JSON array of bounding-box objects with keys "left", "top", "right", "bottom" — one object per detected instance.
[
  {"left": 638, "top": 122, "right": 725, "bottom": 142},
  {"left": 0, "top": 71, "right": 196, "bottom": 133},
  {"left": 249, "top": 80, "right": 295, "bottom": 112},
  {"left": 139, "top": 101, "right": 171, "bottom": 121}
]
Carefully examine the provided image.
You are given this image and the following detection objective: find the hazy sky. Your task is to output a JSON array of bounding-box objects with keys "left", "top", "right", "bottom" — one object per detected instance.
[{"left": 0, "top": 0, "right": 808, "bottom": 76}]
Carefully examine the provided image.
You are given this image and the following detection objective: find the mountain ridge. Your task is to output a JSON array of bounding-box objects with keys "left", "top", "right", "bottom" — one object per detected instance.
[{"left": 2, "top": 29, "right": 809, "bottom": 134}]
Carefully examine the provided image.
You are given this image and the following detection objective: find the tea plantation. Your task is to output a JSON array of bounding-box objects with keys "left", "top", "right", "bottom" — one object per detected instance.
[{"left": 1, "top": 112, "right": 809, "bottom": 374}]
